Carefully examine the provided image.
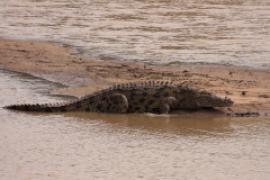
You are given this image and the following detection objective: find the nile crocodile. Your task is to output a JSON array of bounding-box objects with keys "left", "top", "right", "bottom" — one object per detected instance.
[{"left": 4, "top": 81, "right": 233, "bottom": 114}]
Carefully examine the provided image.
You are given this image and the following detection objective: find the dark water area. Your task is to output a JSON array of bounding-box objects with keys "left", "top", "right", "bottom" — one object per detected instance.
[
  {"left": 0, "top": 0, "right": 270, "bottom": 69},
  {"left": 1, "top": 70, "right": 270, "bottom": 179}
]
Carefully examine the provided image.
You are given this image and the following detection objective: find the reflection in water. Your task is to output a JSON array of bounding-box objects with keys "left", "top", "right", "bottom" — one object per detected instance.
[
  {"left": 0, "top": 0, "right": 270, "bottom": 69},
  {"left": 1, "top": 70, "right": 270, "bottom": 180},
  {"left": 63, "top": 112, "right": 234, "bottom": 136}
]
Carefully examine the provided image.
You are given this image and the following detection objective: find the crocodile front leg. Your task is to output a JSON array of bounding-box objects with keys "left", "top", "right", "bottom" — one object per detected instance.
[
  {"left": 159, "top": 103, "right": 170, "bottom": 114},
  {"left": 159, "top": 96, "right": 177, "bottom": 114}
]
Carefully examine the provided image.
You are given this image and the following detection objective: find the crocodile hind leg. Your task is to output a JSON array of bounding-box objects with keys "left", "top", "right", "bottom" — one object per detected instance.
[{"left": 107, "top": 93, "right": 129, "bottom": 113}]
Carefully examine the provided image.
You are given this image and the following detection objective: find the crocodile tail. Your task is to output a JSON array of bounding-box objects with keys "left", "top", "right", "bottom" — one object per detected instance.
[{"left": 4, "top": 103, "right": 70, "bottom": 112}]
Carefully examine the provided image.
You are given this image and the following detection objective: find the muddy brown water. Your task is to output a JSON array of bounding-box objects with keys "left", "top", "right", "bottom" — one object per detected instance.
[
  {"left": 1, "top": 70, "right": 270, "bottom": 180},
  {"left": 0, "top": 0, "right": 270, "bottom": 69}
]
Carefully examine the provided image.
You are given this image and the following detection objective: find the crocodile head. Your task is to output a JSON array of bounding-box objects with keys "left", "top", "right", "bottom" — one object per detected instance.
[
  {"left": 193, "top": 90, "right": 233, "bottom": 108},
  {"left": 174, "top": 87, "right": 233, "bottom": 109}
]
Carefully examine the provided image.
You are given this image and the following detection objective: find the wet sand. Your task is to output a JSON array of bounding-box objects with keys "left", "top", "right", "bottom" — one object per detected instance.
[
  {"left": 1, "top": 0, "right": 270, "bottom": 69},
  {"left": 0, "top": 38, "right": 270, "bottom": 116}
]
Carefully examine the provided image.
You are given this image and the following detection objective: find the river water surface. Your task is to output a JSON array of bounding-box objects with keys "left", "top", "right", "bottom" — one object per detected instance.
[
  {"left": 1, "top": 71, "right": 270, "bottom": 179},
  {"left": 0, "top": 0, "right": 270, "bottom": 69}
]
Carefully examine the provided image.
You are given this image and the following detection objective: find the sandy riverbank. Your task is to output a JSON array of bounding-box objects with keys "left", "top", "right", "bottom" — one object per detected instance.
[{"left": 0, "top": 38, "right": 269, "bottom": 116}]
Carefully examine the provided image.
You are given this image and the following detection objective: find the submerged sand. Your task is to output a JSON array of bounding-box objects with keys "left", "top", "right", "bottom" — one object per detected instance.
[{"left": 0, "top": 38, "right": 269, "bottom": 116}]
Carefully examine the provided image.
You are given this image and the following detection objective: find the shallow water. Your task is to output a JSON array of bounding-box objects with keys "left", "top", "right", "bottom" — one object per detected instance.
[
  {"left": 1, "top": 71, "right": 270, "bottom": 180},
  {"left": 0, "top": 0, "right": 270, "bottom": 69}
]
